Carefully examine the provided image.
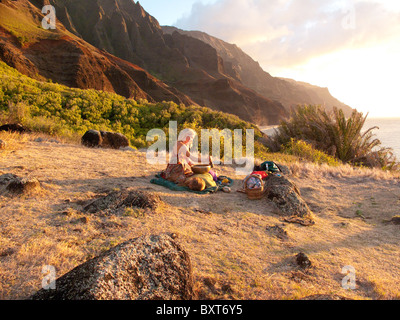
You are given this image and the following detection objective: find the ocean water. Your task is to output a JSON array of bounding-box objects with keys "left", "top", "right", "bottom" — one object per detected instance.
[
  {"left": 364, "top": 118, "right": 400, "bottom": 159},
  {"left": 260, "top": 117, "right": 400, "bottom": 160}
]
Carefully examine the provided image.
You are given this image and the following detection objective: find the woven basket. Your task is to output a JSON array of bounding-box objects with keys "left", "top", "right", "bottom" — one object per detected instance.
[{"left": 244, "top": 174, "right": 265, "bottom": 200}]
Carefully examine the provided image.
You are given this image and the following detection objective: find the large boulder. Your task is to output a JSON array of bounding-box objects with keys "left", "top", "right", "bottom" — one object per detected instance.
[
  {"left": 100, "top": 131, "right": 129, "bottom": 149},
  {"left": 81, "top": 130, "right": 129, "bottom": 149},
  {"left": 265, "top": 174, "right": 314, "bottom": 222},
  {"left": 30, "top": 233, "right": 194, "bottom": 300},
  {"left": 0, "top": 123, "right": 30, "bottom": 133},
  {"left": 81, "top": 130, "right": 103, "bottom": 148}
]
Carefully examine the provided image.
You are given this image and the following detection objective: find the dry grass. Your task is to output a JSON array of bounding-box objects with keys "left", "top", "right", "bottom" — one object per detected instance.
[{"left": 1, "top": 133, "right": 400, "bottom": 300}]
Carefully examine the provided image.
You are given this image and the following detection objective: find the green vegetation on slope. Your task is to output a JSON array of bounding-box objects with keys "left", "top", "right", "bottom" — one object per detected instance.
[
  {"left": 0, "top": 3, "right": 62, "bottom": 45},
  {"left": 0, "top": 61, "right": 265, "bottom": 154}
]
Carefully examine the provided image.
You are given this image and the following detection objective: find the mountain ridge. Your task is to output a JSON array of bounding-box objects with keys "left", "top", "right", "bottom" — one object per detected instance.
[
  {"left": 162, "top": 26, "right": 353, "bottom": 116},
  {"left": 0, "top": 0, "right": 196, "bottom": 106},
  {"left": 24, "top": 0, "right": 288, "bottom": 125},
  {"left": 0, "top": 0, "right": 352, "bottom": 126}
]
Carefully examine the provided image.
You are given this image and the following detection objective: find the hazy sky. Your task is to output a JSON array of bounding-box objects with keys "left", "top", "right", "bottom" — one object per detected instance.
[{"left": 139, "top": 0, "right": 400, "bottom": 118}]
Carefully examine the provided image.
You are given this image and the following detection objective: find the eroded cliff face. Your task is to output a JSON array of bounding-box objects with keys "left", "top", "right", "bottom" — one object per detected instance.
[
  {"left": 0, "top": 0, "right": 195, "bottom": 105},
  {"left": 162, "top": 26, "right": 354, "bottom": 116}
]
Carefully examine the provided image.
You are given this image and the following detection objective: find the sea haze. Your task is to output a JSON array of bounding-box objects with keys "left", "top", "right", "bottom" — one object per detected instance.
[{"left": 364, "top": 118, "right": 400, "bottom": 159}]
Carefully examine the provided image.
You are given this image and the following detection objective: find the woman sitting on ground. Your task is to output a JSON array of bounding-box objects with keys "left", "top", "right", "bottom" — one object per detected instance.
[{"left": 161, "top": 128, "right": 216, "bottom": 190}]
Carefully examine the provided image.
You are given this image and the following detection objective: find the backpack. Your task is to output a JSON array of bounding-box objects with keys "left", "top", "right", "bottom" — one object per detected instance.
[{"left": 260, "top": 161, "right": 281, "bottom": 173}]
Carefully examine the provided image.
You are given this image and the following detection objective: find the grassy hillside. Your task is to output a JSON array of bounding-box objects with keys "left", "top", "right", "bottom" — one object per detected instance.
[{"left": 0, "top": 1, "right": 62, "bottom": 45}]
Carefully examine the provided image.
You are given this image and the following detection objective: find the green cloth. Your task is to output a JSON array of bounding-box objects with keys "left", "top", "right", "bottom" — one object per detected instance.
[
  {"left": 150, "top": 175, "right": 218, "bottom": 194},
  {"left": 150, "top": 174, "right": 233, "bottom": 195}
]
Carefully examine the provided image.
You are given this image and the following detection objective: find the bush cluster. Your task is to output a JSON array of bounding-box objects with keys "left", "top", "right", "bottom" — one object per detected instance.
[
  {"left": 266, "top": 105, "right": 398, "bottom": 170},
  {"left": 0, "top": 61, "right": 261, "bottom": 150}
]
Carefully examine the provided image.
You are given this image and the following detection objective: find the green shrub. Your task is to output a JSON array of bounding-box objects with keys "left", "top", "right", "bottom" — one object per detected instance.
[
  {"left": 282, "top": 138, "right": 340, "bottom": 166},
  {"left": 268, "top": 105, "right": 398, "bottom": 170},
  {"left": 0, "top": 61, "right": 261, "bottom": 155}
]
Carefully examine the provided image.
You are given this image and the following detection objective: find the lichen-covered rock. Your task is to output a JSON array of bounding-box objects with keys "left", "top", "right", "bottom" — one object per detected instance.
[
  {"left": 83, "top": 189, "right": 161, "bottom": 215},
  {"left": 30, "top": 233, "right": 194, "bottom": 300},
  {"left": 0, "top": 174, "right": 41, "bottom": 195},
  {"left": 265, "top": 174, "right": 314, "bottom": 221},
  {"left": 276, "top": 163, "right": 291, "bottom": 175}
]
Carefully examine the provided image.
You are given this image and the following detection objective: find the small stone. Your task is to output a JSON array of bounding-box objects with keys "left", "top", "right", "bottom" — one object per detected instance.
[
  {"left": 391, "top": 216, "right": 400, "bottom": 225},
  {"left": 70, "top": 217, "right": 89, "bottom": 224},
  {"left": 78, "top": 217, "right": 89, "bottom": 224},
  {"left": 203, "top": 277, "right": 217, "bottom": 288},
  {"left": 5, "top": 177, "right": 41, "bottom": 195},
  {"left": 221, "top": 283, "right": 234, "bottom": 294},
  {"left": 61, "top": 210, "right": 73, "bottom": 216},
  {"left": 266, "top": 224, "right": 289, "bottom": 241},
  {"left": 296, "top": 252, "right": 312, "bottom": 269},
  {"left": 169, "top": 232, "right": 178, "bottom": 239},
  {"left": 0, "top": 248, "right": 15, "bottom": 257},
  {"left": 0, "top": 140, "right": 6, "bottom": 149}
]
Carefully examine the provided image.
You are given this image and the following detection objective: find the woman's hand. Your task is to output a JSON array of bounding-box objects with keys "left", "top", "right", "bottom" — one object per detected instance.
[{"left": 209, "top": 155, "right": 214, "bottom": 168}]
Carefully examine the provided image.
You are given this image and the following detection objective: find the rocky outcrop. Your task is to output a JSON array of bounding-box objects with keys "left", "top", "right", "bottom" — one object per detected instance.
[
  {"left": 83, "top": 188, "right": 161, "bottom": 216},
  {"left": 30, "top": 233, "right": 194, "bottom": 300},
  {"left": 81, "top": 130, "right": 129, "bottom": 149},
  {"left": 265, "top": 174, "right": 314, "bottom": 223}
]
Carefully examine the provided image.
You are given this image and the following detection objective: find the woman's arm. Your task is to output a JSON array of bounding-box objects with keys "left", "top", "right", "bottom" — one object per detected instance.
[{"left": 186, "top": 150, "right": 212, "bottom": 166}]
